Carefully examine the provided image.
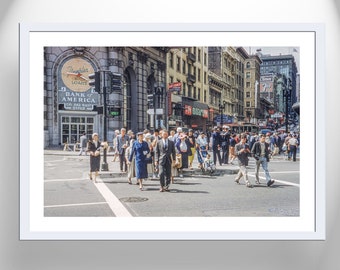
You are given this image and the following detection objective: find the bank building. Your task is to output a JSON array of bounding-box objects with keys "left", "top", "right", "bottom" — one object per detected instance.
[{"left": 44, "top": 47, "right": 168, "bottom": 147}]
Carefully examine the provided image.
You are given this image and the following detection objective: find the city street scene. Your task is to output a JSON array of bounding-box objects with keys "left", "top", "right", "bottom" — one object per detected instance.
[{"left": 44, "top": 46, "right": 300, "bottom": 217}]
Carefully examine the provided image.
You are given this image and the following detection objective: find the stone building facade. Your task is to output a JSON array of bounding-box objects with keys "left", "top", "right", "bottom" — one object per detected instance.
[
  {"left": 166, "top": 47, "right": 210, "bottom": 131},
  {"left": 244, "top": 54, "right": 262, "bottom": 123},
  {"left": 44, "top": 46, "right": 167, "bottom": 147}
]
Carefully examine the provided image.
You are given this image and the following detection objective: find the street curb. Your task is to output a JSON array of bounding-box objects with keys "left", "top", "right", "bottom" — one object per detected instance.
[{"left": 44, "top": 150, "right": 297, "bottom": 178}]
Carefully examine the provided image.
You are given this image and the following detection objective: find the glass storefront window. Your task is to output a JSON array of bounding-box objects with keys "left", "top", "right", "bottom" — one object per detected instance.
[{"left": 61, "top": 116, "right": 95, "bottom": 144}]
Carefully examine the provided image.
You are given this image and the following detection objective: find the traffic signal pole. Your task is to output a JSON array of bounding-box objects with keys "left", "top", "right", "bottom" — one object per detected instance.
[
  {"left": 90, "top": 70, "right": 123, "bottom": 171},
  {"left": 101, "top": 71, "right": 109, "bottom": 171}
]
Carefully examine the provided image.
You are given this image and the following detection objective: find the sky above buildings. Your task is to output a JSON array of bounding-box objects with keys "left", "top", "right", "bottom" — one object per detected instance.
[{"left": 245, "top": 47, "right": 300, "bottom": 72}]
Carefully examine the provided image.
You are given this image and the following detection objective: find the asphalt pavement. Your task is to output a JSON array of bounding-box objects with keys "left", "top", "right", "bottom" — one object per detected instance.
[{"left": 44, "top": 148, "right": 300, "bottom": 217}]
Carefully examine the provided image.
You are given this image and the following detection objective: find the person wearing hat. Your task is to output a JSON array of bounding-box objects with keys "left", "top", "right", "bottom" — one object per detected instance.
[
  {"left": 196, "top": 131, "right": 208, "bottom": 169},
  {"left": 144, "top": 133, "right": 156, "bottom": 178},
  {"left": 287, "top": 133, "right": 299, "bottom": 161},
  {"left": 175, "top": 133, "right": 191, "bottom": 173},
  {"left": 87, "top": 133, "right": 108, "bottom": 183},
  {"left": 128, "top": 132, "right": 150, "bottom": 190},
  {"left": 211, "top": 127, "right": 223, "bottom": 166},
  {"left": 172, "top": 127, "right": 183, "bottom": 144},
  {"left": 221, "top": 125, "right": 231, "bottom": 164}
]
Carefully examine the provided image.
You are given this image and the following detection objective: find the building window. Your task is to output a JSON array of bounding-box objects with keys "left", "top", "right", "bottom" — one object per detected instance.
[
  {"left": 198, "top": 88, "right": 201, "bottom": 101},
  {"left": 188, "top": 85, "right": 192, "bottom": 97},
  {"left": 204, "top": 90, "right": 207, "bottom": 103},
  {"left": 204, "top": 71, "right": 207, "bottom": 84},
  {"left": 246, "top": 101, "right": 251, "bottom": 107},
  {"left": 246, "top": 91, "right": 251, "bottom": 98},
  {"left": 204, "top": 53, "right": 207, "bottom": 66},
  {"left": 169, "top": 52, "right": 174, "bottom": 68},
  {"left": 198, "top": 49, "right": 201, "bottom": 62},
  {"left": 246, "top": 62, "right": 251, "bottom": 68},
  {"left": 182, "top": 60, "right": 186, "bottom": 74},
  {"left": 198, "top": 68, "right": 201, "bottom": 81},
  {"left": 169, "top": 76, "right": 173, "bottom": 83},
  {"left": 246, "top": 81, "right": 250, "bottom": 88},
  {"left": 61, "top": 116, "right": 94, "bottom": 144},
  {"left": 182, "top": 82, "right": 186, "bottom": 96},
  {"left": 193, "top": 87, "right": 196, "bottom": 99},
  {"left": 176, "top": 56, "right": 180, "bottom": 72},
  {"left": 246, "top": 72, "right": 251, "bottom": 78}
]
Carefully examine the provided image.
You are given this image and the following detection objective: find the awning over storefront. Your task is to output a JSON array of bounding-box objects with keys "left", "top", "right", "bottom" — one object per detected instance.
[{"left": 182, "top": 97, "right": 209, "bottom": 119}]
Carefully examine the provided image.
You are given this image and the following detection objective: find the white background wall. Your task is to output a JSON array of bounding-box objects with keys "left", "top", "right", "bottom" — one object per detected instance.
[{"left": 1, "top": 0, "right": 339, "bottom": 269}]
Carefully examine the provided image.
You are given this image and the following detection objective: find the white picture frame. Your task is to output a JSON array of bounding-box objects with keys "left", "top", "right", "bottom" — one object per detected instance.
[{"left": 19, "top": 23, "right": 325, "bottom": 240}]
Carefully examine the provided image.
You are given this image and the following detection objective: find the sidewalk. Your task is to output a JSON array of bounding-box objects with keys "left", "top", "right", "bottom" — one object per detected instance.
[
  {"left": 44, "top": 148, "right": 298, "bottom": 178},
  {"left": 44, "top": 149, "right": 239, "bottom": 177}
]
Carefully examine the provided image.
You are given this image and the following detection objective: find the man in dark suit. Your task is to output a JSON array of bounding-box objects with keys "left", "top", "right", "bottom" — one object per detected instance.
[
  {"left": 212, "top": 127, "right": 223, "bottom": 166},
  {"left": 155, "top": 130, "right": 176, "bottom": 192},
  {"left": 221, "top": 125, "right": 231, "bottom": 164}
]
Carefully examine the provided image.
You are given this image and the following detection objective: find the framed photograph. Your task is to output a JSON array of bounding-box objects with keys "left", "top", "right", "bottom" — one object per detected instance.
[{"left": 20, "top": 23, "right": 325, "bottom": 240}]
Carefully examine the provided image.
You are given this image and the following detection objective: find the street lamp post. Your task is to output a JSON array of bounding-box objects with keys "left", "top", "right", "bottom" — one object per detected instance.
[
  {"left": 101, "top": 71, "right": 109, "bottom": 171},
  {"left": 153, "top": 84, "right": 164, "bottom": 130},
  {"left": 285, "top": 78, "right": 292, "bottom": 134},
  {"left": 218, "top": 101, "right": 226, "bottom": 128}
]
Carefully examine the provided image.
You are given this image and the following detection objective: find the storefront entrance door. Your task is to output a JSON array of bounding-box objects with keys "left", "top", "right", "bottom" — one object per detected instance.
[{"left": 61, "top": 116, "right": 94, "bottom": 144}]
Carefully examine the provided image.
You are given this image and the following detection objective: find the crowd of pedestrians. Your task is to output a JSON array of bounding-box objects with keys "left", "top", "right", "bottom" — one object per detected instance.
[{"left": 81, "top": 126, "right": 299, "bottom": 191}]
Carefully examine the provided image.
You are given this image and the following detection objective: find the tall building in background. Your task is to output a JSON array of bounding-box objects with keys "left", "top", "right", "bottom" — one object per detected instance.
[
  {"left": 208, "top": 46, "right": 249, "bottom": 128},
  {"left": 243, "top": 53, "right": 262, "bottom": 124},
  {"left": 259, "top": 54, "right": 298, "bottom": 123}
]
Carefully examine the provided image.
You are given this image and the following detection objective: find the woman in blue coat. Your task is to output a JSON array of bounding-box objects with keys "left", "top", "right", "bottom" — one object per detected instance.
[{"left": 128, "top": 132, "right": 150, "bottom": 190}]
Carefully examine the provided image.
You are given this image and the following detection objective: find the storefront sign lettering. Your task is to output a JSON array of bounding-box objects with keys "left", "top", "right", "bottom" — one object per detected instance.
[{"left": 58, "top": 88, "right": 99, "bottom": 111}]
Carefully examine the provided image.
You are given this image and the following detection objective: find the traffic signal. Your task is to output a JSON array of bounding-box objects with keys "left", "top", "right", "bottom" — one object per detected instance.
[
  {"left": 107, "top": 106, "right": 121, "bottom": 118},
  {"left": 94, "top": 105, "right": 103, "bottom": 114},
  {"left": 88, "top": 72, "right": 100, "bottom": 93},
  {"left": 110, "top": 73, "right": 122, "bottom": 92},
  {"left": 147, "top": 94, "right": 154, "bottom": 108}
]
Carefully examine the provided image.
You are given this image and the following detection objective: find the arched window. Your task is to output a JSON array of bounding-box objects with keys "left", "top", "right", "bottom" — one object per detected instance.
[{"left": 246, "top": 62, "right": 251, "bottom": 68}]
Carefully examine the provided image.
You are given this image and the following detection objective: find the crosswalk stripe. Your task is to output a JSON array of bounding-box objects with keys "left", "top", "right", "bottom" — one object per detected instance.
[{"left": 94, "top": 182, "right": 132, "bottom": 217}]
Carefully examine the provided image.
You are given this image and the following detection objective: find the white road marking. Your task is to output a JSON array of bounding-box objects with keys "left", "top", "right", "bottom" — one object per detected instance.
[
  {"left": 44, "top": 176, "right": 132, "bottom": 217},
  {"left": 45, "top": 178, "right": 87, "bottom": 182},
  {"left": 93, "top": 181, "right": 132, "bottom": 217},
  {"left": 45, "top": 202, "right": 107, "bottom": 208},
  {"left": 265, "top": 171, "right": 299, "bottom": 174},
  {"left": 248, "top": 173, "right": 300, "bottom": 187},
  {"left": 44, "top": 158, "right": 66, "bottom": 163}
]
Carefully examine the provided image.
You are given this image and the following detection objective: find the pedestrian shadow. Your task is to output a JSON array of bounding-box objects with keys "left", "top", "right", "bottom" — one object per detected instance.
[
  {"left": 168, "top": 189, "right": 209, "bottom": 194},
  {"left": 252, "top": 184, "right": 285, "bottom": 189},
  {"left": 173, "top": 182, "right": 202, "bottom": 186},
  {"left": 137, "top": 187, "right": 209, "bottom": 194},
  {"left": 100, "top": 179, "right": 132, "bottom": 184}
]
